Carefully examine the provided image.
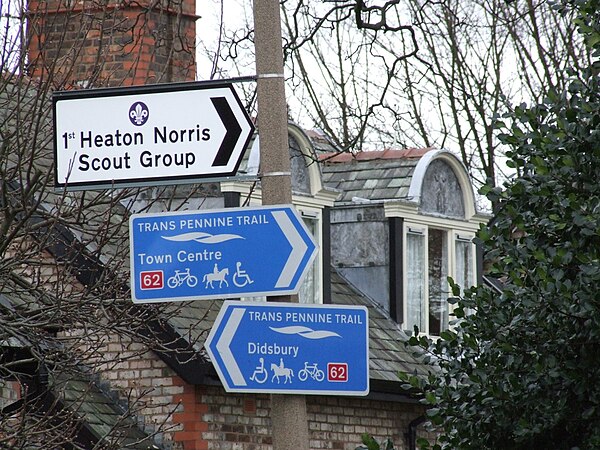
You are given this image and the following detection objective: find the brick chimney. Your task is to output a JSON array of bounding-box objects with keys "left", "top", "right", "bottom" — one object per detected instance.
[{"left": 26, "top": 0, "right": 198, "bottom": 88}]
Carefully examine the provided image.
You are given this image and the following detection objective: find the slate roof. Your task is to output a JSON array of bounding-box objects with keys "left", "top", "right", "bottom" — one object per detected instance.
[
  {"left": 320, "top": 148, "right": 432, "bottom": 203},
  {"left": 329, "top": 269, "right": 429, "bottom": 382},
  {"left": 57, "top": 375, "right": 160, "bottom": 449},
  {"left": 0, "top": 284, "right": 160, "bottom": 449}
]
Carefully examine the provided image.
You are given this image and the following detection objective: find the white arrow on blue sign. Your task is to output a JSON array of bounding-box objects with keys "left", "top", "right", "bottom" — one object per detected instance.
[
  {"left": 129, "top": 205, "right": 317, "bottom": 303},
  {"left": 205, "top": 301, "right": 369, "bottom": 395}
]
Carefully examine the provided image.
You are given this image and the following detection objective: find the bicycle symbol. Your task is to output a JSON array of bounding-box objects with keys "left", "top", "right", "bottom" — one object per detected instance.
[
  {"left": 250, "top": 357, "right": 268, "bottom": 384},
  {"left": 298, "top": 362, "right": 324, "bottom": 382},
  {"left": 233, "top": 262, "right": 254, "bottom": 288},
  {"left": 167, "top": 268, "right": 198, "bottom": 288}
]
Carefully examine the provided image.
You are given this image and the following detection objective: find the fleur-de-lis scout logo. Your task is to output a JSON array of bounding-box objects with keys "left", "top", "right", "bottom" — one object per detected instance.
[{"left": 129, "top": 101, "right": 149, "bottom": 126}]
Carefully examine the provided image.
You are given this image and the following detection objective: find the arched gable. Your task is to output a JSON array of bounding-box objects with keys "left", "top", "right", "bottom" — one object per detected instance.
[
  {"left": 287, "top": 123, "right": 324, "bottom": 196},
  {"left": 408, "top": 149, "right": 477, "bottom": 219}
]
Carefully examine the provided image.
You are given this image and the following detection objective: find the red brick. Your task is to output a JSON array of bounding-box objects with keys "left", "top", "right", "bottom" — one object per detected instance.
[
  {"left": 173, "top": 412, "right": 200, "bottom": 423},
  {"left": 27, "top": 0, "right": 196, "bottom": 86},
  {"left": 243, "top": 398, "right": 257, "bottom": 414},
  {"left": 174, "top": 430, "right": 202, "bottom": 441},
  {"left": 183, "top": 441, "right": 208, "bottom": 450},
  {"left": 175, "top": 393, "right": 198, "bottom": 406},
  {"left": 171, "top": 376, "right": 189, "bottom": 386},
  {"left": 185, "top": 421, "right": 208, "bottom": 432}
]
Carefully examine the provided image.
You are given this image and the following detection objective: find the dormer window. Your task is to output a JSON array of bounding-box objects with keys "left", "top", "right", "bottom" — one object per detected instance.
[
  {"left": 321, "top": 146, "right": 489, "bottom": 333},
  {"left": 385, "top": 150, "right": 487, "bottom": 336}
]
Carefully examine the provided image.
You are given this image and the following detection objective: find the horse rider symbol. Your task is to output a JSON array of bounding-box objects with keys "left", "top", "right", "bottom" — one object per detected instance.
[
  {"left": 203, "top": 263, "right": 229, "bottom": 289},
  {"left": 271, "top": 358, "right": 294, "bottom": 384}
]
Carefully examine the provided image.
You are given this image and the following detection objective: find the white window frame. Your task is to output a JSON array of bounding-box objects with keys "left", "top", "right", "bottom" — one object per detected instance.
[
  {"left": 453, "top": 232, "right": 477, "bottom": 295},
  {"left": 297, "top": 208, "right": 322, "bottom": 304},
  {"left": 402, "top": 219, "right": 477, "bottom": 335}
]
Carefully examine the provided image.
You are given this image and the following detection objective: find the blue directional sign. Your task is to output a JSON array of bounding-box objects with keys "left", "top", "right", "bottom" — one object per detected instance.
[
  {"left": 129, "top": 205, "right": 317, "bottom": 303},
  {"left": 205, "top": 301, "right": 369, "bottom": 395}
]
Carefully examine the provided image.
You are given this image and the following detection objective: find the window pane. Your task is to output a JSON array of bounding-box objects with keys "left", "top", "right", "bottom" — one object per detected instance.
[
  {"left": 406, "top": 232, "right": 425, "bottom": 333},
  {"left": 455, "top": 238, "right": 474, "bottom": 291},
  {"left": 299, "top": 217, "right": 318, "bottom": 303},
  {"left": 428, "top": 229, "right": 448, "bottom": 336}
]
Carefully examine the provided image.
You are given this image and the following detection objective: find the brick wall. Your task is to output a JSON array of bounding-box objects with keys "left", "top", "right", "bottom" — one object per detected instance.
[
  {"left": 90, "top": 341, "right": 433, "bottom": 450},
  {"left": 164, "top": 383, "right": 432, "bottom": 450},
  {"left": 0, "top": 380, "right": 21, "bottom": 410},
  {"left": 90, "top": 334, "right": 185, "bottom": 448},
  {"left": 307, "top": 396, "right": 432, "bottom": 450},
  {"left": 26, "top": 0, "right": 197, "bottom": 88}
]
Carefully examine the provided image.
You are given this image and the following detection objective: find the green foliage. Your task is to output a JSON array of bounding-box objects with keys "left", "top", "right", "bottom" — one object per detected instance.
[
  {"left": 355, "top": 433, "right": 396, "bottom": 450},
  {"left": 402, "top": 1, "right": 600, "bottom": 448}
]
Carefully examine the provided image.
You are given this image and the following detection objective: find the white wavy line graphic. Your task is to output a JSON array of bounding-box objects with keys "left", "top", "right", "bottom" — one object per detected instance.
[
  {"left": 269, "top": 326, "right": 341, "bottom": 339},
  {"left": 162, "top": 232, "right": 244, "bottom": 244}
]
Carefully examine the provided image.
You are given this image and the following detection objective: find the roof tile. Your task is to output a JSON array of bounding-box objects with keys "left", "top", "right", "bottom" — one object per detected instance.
[{"left": 321, "top": 148, "right": 434, "bottom": 202}]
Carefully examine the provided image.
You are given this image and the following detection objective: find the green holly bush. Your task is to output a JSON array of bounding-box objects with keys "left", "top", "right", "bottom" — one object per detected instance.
[{"left": 401, "top": 1, "right": 600, "bottom": 449}]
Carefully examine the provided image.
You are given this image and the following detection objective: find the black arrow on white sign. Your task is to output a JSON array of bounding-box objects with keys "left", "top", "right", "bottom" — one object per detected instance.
[
  {"left": 53, "top": 82, "right": 255, "bottom": 190},
  {"left": 211, "top": 96, "right": 243, "bottom": 167}
]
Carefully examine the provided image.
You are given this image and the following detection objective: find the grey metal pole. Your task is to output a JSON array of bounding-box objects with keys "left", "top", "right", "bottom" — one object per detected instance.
[
  {"left": 252, "top": 1, "right": 291, "bottom": 205},
  {"left": 252, "top": 0, "right": 310, "bottom": 449}
]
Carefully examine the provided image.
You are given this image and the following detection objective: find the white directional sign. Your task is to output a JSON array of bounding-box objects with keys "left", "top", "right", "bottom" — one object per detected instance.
[
  {"left": 129, "top": 205, "right": 318, "bottom": 303},
  {"left": 53, "top": 82, "right": 255, "bottom": 190},
  {"left": 205, "top": 301, "right": 369, "bottom": 395}
]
